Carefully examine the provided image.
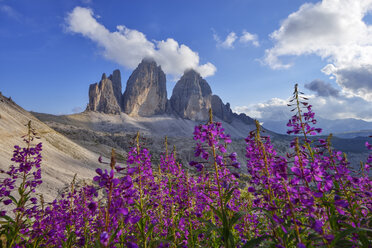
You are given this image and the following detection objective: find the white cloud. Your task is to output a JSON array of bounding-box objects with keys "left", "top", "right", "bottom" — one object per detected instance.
[
  {"left": 214, "top": 32, "right": 238, "bottom": 49},
  {"left": 221, "top": 32, "right": 238, "bottom": 49},
  {"left": 239, "top": 30, "right": 259, "bottom": 47},
  {"left": 65, "top": 7, "right": 216, "bottom": 78},
  {"left": 264, "top": 0, "right": 372, "bottom": 101},
  {"left": 234, "top": 98, "right": 290, "bottom": 120},
  {"left": 234, "top": 92, "right": 372, "bottom": 122},
  {"left": 214, "top": 30, "right": 259, "bottom": 49}
]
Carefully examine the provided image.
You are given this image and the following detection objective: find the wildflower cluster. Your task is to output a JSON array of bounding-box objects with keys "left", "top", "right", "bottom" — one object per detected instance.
[
  {"left": 242, "top": 85, "right": 372, "bottom": 247},
  {"left": 0, "top": 86, "right": 371, "bottom": 247}
]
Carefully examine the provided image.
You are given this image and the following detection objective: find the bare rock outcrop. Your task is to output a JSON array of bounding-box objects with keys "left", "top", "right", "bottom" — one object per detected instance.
[
  {"left": 108, "top": 69, "right": 122, "bottom": 107},
  {"left": 86, "top": 72, "right": 122, "bottom": 114},
  {"left": 84, "top": 61, "right": 256, "bottom": 126},
  {"left": 234, "top": 112, "right": 255, "bottom": 125},
  {"left": 122, "top": 59, "right": 167, "bottom": 116},
  {"left": 211, "top": 95, "right": 233, "bottom": 123},
  {"left": 170, "top": 69, "right": 212, "bottom": 121}
]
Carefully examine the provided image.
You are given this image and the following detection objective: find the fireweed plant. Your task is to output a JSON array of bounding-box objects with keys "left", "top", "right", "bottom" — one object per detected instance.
[{"left": 0, "top": 85, "right": 371, "bottom": 248}]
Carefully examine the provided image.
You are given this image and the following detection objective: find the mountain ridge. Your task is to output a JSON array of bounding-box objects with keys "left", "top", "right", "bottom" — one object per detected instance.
[
  {"left": 0, "top": 92, "right": 100, "bottom": 201},
  {"left": 261, "top": 116, "right": 372, "bottom": 138},
  {"left": 86, "top": 59, "right": 255, "bottom": 125}
]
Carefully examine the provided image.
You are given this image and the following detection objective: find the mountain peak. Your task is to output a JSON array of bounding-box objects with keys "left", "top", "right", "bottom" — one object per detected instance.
[
  {"left": 170, "top": 70, "right": 212, "bottom": 121},
  {"left": 86, "top": 70, "right": 122, "bottom": 114},
  {"left": 141, "top": 57, "right": 157, "bottom": 65},
  {"left": 85, "top": 60, "right": 235, "bottom": 122},
  {"left": 122, "top": 59, "right": 167, "bottom": 116},
  {"left": 183, "top": 68, "right": 200, "bottom": 76}
]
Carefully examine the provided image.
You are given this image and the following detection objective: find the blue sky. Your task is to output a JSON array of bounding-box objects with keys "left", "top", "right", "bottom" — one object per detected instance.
[{"left": 1, "top": 0, "right": 372, "bottom": 121}]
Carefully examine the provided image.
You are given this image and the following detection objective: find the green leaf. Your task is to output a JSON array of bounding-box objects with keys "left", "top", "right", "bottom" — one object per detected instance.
[
  {"left": 358, "top": 233, "right": 371, "bottom": 247},
  {"left": 207, "top": 203, "right": 223, "bottom": 221},
  {"left": 0, "top": 215, "right": 14, "bottom": 224},
  {"left": 241, "top": 235, "right": 271, "bottom": 248},
  {"left": 7, "top": 195, "right": 17, "bottom": 205},
  {"left": 331, "top": 227, "right": 361, "bottom": 246},
  {"left": 223, "top": 187, "right": 238, "bottom": 204},
  {"left": 229, "top": 211, "right": 245, "bottom": 228}
]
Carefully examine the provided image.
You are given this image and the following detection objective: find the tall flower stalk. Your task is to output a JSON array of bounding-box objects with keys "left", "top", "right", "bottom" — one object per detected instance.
[{"left": 0, "top": 85, "right": 370, "bottom": 247}]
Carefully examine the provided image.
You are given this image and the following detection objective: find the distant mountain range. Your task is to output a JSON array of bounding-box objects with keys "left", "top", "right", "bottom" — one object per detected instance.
[{"left": 261, "top": 116, "right": 372, "bottom": 138}]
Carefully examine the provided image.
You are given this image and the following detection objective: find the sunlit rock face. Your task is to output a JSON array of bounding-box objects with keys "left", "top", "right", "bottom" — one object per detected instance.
[
  {"left": 86, "top": 59, "right": 236, "bottom": 122},
  {"left": 122, "top": 58, "right": 167, "bottom": 117},
  {"left": 87, "top": 72, "right": 122, "bottom": 114}
]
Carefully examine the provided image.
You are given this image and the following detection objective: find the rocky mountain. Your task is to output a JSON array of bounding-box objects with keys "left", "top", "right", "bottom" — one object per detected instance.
[
  {"left": 233, "top": 112, "right": 255, "bottom": 126},
  {"left": 85, "top": 59, "right": 244, "bottom": 124},
  {"left": 211, "top": 95, "right": 233, "bottom": 123},
  {"left": 86, "top": 72, "right": 122, "bottom": 114},
  {"left": 170, "top": 69, "right": 212, "bottom": 121},
  {"left": 108, "top": 69, "right": 122, "bottom": 106},
  {"left": 122, "top": 58, "right": 167, "bottom": 116}
]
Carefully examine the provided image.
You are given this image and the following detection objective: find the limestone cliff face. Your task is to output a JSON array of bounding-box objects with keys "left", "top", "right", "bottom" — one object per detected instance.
[
  {"left": 122, "top": 59, "right": 167, "bottom": 116},
  {"left": 85, "top": 61, "right": 254, "bottom": 126},
  {"left": 170, "top": 69, "right": 212, "bottom": 121},
  {"left": 108, "top": 69, "right": 122, "bottom": 107},
  {"left": 211, "top": 95, "right": 233, "bottom": 123},
  {"left": 86, "top": 72, "right": 121, "bottom": 114}
]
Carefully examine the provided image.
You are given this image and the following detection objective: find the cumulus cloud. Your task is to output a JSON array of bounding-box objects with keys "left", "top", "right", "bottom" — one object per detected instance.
[
  {"left": 239, "top": 30, "right": 259, "bottom": 47},
  {"left": 214, "top": 30, "right": 259, "bottom": 49},
  {"left": 234, "top": 92, "right": 372, "bottom": 122},
  {"left": 322, "top": 64, "right": 372, "bottom": 100},
  {"left": 264, "top": 0, "right": 372, "bottom": 101},
  {"left": 304, "top": 79, "right": 339, "bottom": 97},
  {"left": 234, "top": 98, "right": 290, "bottom": 120},
  {"left": 65, "top": 7, "right": 216, "bottom": 78},
  {"left": 214, "top": 32, "right": 238, "bottom": 49}
]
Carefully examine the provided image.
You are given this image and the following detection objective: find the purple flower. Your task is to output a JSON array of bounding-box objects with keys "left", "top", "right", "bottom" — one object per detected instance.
[
  {"left": 100, "top": 231, "right": 109, "bottom": 246},
  {"left": 311, "top": 220, "right": 323, "bottom": 234},
  {"left": 3, "top": 199, "right": 12, "bottom": 205},
  {"left": 229, "top": 152, "right": 237, "bottom": 161},
  {"left": 87, "top": 202, "right": 97, "bottom": 212},
  {"left": 231, "top": 162, "right": 240, "bottom": 169},
  {"left": 248, "top": 187, "right": 255, "bottom": 193},
  {"left": 126, "top": 242, "right": 139, "bottom": 248},
  {"left": 297, "top": 243, "right": 306, "bottom": 248},
  {"left": 324, "top": 234, "right": 334, "bottom": 242},
  {"left": 232, "top": 172, "right": 240, "bottom": 178},
  {"left": 189, "top": 161, "right": 198, "bottom": 166},
  {"left": 195, "top": 164, "right": 204, "bottom": 172},
  {"left": 119, "top": 208, "right": 128, "bottom": 216}
]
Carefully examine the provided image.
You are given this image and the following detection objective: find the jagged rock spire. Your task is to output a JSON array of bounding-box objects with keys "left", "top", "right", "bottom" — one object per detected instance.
[
  {"left": 86, "top": 70, "right": 122, "bottom": 114},
  {"left": 122, "top": 58, "right": 167, "bottom": 116}
]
